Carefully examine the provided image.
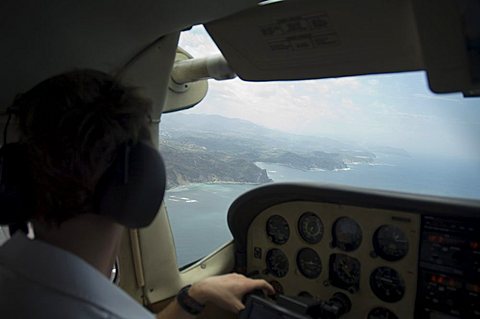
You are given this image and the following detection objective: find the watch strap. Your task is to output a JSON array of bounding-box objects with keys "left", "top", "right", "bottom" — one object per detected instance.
[{"left": 177, "top": 284, "right": 206, "bottom": 315}]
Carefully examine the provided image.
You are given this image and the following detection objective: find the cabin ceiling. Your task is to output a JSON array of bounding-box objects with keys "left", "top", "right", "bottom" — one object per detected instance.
[
  {"left": 0, "top": 0, "right": 258, "bottom": 112},
  {"left": 0, "top": 0, "right": 478, "bottom": 114}
]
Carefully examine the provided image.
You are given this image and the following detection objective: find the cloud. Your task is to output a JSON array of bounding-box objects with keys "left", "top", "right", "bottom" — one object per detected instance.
[
  {"left": 178, "top": 26, "right": 381, "bottom": 128},
  {"left": 179, "top": 26, "right": 221, "bottom": 57},
  {"left": 413, "top": 93, "right": 462, "bottom": 103},
  {"left": 174, "top": 26, "right": 480, "bottom": 159}
]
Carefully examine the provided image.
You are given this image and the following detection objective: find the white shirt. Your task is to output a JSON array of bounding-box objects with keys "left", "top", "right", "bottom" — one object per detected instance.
[{"left": 0, "top": 233, "right": 155, "bottom": 319}]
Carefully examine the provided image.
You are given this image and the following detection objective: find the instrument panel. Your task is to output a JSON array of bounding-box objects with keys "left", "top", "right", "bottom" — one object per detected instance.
[
  {"left": 227, "top": 184, "right": 480, "bottom": 319},
  {"left": 247, "top": 201, "right": 420, "bottom": 319}
]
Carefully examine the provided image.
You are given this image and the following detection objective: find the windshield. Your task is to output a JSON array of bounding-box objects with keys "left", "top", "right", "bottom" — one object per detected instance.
[{"left": 162, "top": 26, "right": 480, "bottom": 267}]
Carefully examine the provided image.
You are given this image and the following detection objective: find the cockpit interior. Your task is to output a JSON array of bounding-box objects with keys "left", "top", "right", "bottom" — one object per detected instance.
[{"left": 1, "top": 0, "right": 479, "bottom": 318}]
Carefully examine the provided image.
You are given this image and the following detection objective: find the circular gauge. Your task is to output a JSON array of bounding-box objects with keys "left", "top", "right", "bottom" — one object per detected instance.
[
  {"left": 297, "top": 248, "right": 322, "bottom": 279},
  {"left": 368, "top": 307, "right": 399, "bottom": 319},
  {"left": 298, "top": 212, "right": 324, "bottom": 244},
  {"left": 373, "top": 225, "right": 409, "bottom": 261},
  {"left": 266, "top": 215, "right": 290, "bottom": 245},
  {"left": 329, "top": 254, "right": 361, "bottom": 291},
  {"left": 332, "top": 217, "right": 362, "bottom": 251},
  {"left": 269, "top": 280, "right": 284, "bottom": 295},
  {"left": 370, "top": 267, "right": 405, "bottom": 302},
  {"left": 266, "top": 249, "right": 289, "bottom": 278}
]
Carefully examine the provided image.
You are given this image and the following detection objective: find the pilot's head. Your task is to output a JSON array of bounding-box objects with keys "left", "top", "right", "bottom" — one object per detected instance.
[{"left": 13, "top": 69, "right": 153, "bottom": 225}]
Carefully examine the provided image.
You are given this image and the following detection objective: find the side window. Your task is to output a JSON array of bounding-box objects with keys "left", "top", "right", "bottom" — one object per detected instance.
[
  {"left": 161, "top": 87, "right": 266, "bottom": 267},
  {"left": 0, "top": 227, "right": 9, "bottom": 246},
  {"left": 162, "top": 27, "right": 273, "bottom": 266}
]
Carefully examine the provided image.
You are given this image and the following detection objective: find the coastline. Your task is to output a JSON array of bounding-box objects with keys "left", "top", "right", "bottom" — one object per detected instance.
[{"left": 166, "top": 181, "right": 267, "bottom": 192}]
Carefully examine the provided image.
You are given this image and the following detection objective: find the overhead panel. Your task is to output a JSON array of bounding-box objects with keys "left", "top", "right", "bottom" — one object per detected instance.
[{"left": 205, "top": 0, "right": 424, "bottom": 81}]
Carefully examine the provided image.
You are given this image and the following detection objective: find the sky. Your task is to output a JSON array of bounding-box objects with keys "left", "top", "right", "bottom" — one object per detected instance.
[{"left": 175, "top": 26, "right": 480, "bottom": 160}]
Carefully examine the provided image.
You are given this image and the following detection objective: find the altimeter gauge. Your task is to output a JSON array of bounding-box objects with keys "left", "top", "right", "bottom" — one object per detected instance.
[{"left": 297, "top": 247, "right": 322, "bottom": 279}]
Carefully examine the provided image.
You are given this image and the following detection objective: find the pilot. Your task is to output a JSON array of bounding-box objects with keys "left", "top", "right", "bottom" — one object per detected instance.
[{"left": 0, "top": 69, "right": 274, "bottom": 318}]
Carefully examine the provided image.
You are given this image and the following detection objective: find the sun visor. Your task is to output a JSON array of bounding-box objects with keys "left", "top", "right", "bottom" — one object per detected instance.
[
  {"left": 413, "top": 0, "right": 480, "bottom": 96},
  {"left": 205, "top": 0, "right": 424, "bottom": 81}
]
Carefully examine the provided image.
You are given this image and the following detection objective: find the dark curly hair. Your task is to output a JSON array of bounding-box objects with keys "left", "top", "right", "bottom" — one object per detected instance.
[{"left": 14, "top": 69, "right": 152, "bottom": 224}]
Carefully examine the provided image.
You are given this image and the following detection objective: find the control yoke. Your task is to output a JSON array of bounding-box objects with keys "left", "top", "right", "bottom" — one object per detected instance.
[{"left": 240, "top": 291, "right": 351, "bottom": 319}]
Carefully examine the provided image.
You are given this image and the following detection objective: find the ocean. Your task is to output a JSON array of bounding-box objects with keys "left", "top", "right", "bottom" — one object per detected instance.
[{"left": 166, "top": 155, "right": 480, "bottom": 266}]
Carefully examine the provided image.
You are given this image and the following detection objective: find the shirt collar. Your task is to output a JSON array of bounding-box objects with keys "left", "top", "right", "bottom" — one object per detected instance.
[{"left": 0, "top": 233, "right": 153, "bottom": 319}]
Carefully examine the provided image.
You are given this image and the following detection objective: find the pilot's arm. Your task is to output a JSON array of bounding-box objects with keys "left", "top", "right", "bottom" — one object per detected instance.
[{"left": 156, "top": 273, "right": 274, "bottom": 319}]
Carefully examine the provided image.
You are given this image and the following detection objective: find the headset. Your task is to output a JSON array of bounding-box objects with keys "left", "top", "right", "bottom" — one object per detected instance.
[{"left": 0, "top": 99, "right": 166, "bottom": 230}]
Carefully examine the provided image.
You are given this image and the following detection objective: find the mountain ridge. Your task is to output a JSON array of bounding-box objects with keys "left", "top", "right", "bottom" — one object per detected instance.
[{"left": 159, "top": 113, "right": 407, "bottom": 189}]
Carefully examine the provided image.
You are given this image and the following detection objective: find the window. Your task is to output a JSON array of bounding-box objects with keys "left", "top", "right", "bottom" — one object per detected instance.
[
  {"left": 161, "top": 27, "right": 480, "bottom": 267},
  {"left": 0, "top": 227, "right": 9, "bottom": 246}
]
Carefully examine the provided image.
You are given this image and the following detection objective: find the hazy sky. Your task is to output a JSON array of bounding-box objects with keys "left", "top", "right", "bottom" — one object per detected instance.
[{"left": 176, "top": 26, "right": 480, "bottom": 160}]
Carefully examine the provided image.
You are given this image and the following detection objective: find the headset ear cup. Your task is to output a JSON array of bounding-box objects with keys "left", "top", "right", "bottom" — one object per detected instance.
[
  {"left": 95, "top": 142, "right": 166, "bottom": 228},
  {"left": 0, "top": 144, "right": 34, "bottom": 225}
]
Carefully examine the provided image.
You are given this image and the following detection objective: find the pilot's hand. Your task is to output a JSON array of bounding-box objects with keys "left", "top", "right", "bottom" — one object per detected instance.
[{"left": 188, "top": 273, "right": 275, "bottom": 313}]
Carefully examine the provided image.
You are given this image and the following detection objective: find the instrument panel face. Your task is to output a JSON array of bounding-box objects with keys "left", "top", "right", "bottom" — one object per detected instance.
[{"left": 246, "top": 201, "right": 421, "bottom": 319}]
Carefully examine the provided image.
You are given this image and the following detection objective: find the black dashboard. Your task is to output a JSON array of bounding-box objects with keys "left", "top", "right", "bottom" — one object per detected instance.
[{"left": 227, "top": 183, "right": 480, "bottom": 319}]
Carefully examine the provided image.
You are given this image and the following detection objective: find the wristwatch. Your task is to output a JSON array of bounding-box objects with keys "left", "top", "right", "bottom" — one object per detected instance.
[{"left": 176, "top": 284, "right": 206, "bottom": 315}]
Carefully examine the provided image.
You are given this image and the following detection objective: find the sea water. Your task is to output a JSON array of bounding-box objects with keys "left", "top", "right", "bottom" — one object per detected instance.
[
  {"left": 166, "top": 183, "right": 254, "bottom": 267},
  {"left": 166, "top": 155, "right": 480, "bottom": 266}
]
